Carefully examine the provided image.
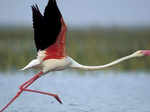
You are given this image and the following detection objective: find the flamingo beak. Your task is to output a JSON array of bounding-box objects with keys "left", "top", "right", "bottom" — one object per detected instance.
[{"left": 141, "top": 50, "right": 150, "bottom": 56}]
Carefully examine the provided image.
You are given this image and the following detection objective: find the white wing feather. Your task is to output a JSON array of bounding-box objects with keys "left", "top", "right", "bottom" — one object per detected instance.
[{"left": 21, "top": 59, "right": 41, "bottom": 70}]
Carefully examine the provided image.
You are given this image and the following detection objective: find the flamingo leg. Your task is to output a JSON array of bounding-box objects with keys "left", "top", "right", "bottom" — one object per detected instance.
[
  {"left": 23, "top": 88, "right": 62, "bottom": 104},
  {"left": 0, "top": 72, "right": 43, "bottom": 112},
  {"left": 19, "top": 72, "right": 62, "bottom": 104},
  {"left": 0, "top": 90, "right": 23, "bottom": 112},
  {"left": 19, "top": 72, "right": 42, "bottom": 89}
]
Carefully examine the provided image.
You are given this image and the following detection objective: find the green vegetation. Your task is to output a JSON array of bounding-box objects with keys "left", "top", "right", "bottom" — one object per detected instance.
[{"left": 0, "top": 26, "right": 150, "bottom": 72}]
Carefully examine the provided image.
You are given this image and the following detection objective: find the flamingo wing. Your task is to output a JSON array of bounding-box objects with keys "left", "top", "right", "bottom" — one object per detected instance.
[
  {"left": 32, "top": 0, "right": 67, "bottom": 59},
  {"left": 32, "top": 5, "right": 44, "bottom": 51}
]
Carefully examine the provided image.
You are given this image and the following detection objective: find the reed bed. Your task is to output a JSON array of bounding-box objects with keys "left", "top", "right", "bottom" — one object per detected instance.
[{"left": 0, "top": 26, "right": 150, "bottom": 72}]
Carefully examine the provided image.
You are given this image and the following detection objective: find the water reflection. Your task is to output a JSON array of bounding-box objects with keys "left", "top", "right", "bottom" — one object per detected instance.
[{"left": 0, "top": 71, "right": 150, "bottom": 112}]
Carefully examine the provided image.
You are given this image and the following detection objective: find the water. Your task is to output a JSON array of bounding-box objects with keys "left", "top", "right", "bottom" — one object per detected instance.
[{"left": 0, "top": 71, "right": 150, "bottom": 112}]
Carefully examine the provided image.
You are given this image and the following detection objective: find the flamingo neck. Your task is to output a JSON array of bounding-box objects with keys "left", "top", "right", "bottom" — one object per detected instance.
[{"left": 69, "top": 54, "right": 135, "bottom": 71}]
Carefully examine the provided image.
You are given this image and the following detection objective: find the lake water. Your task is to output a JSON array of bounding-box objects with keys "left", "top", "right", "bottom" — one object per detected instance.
[{"left": 0, "top": 71, "right": 150, "bottom": 112}]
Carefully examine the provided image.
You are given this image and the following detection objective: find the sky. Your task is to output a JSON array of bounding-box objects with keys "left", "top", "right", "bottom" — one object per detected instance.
[{"left": 0, "top": 0, "right": 150, "bottom": 27}]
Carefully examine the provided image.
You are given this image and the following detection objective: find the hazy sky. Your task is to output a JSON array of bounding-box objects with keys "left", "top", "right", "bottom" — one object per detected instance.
[{"left": 0, "top": 0, "right": 150, "bottom": 27}]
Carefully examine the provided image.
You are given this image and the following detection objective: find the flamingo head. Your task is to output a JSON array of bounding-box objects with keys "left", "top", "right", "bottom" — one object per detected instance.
[
  {"left": 132, "top": 50, "right": 150, "bottom": 57},
  {"left": 141, "top": 50, "right": 150, "bottom": 56}
]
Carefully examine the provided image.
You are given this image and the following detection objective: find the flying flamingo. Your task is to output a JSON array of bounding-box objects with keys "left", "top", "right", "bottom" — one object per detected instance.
[{"left": 1, "top": 0, "right": 150, "bottom": 111}]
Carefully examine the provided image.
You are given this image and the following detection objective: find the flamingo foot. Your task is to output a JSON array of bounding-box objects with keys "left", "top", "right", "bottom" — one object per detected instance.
[{"left": 53, "top": 95, "right": 63, "bottom": 104}]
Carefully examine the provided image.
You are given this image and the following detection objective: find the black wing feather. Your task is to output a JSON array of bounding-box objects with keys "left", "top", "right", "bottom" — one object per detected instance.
[
  {"left": 32, "top": 5, "right": 44, "bottom": 51},
  {"left": 32, "top": 0, "right": 62, "bottom": 51}
]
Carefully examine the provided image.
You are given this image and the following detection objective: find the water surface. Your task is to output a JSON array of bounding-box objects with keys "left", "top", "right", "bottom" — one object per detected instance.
[{"left": 0, "top": 71, "right": 150, "bottom": 112}]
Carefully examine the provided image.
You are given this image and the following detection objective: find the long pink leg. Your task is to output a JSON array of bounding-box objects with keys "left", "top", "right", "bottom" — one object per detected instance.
[
  {"left": 19, "top": 73, "right": 62, "bottom": 104},
  {"left": 23, "top": 88, "right": 62, "bottom": 104},
  {"left": 19, "top": 72, "right": 42, "bottom": 89},
  {"left": 19, "top": 74, "right": 63, "bottom": 103},
  {"left": 0, "top": 89, "right": 23, "bottom": 112},
  {"left": 0, "top": 72, "right": 42, "bottom": 112},
  {"left": 19, "top": 74, "right": 40, "bottom": 89},
  {"left": 0, "top": 71, "right": 62, "bottom": 112}
]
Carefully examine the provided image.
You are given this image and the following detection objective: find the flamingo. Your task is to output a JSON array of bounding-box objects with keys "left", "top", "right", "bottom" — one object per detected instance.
[{"left": 1, "top": 0, "right": 150, "bottom": 111}]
